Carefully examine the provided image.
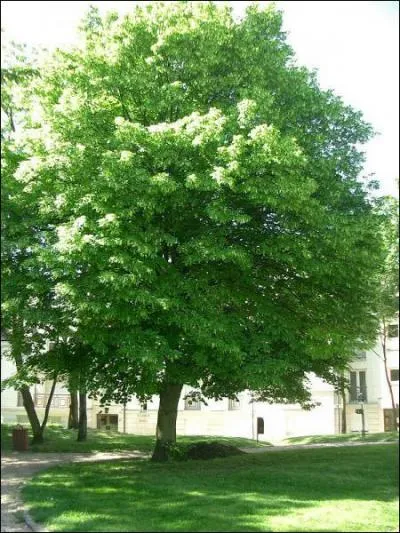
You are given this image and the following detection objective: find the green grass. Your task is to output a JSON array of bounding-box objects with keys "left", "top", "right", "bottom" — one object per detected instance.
[
  {"left": 1, "top": 424, "right": 271, "bottom": 453},
  {"left": 283, "top": 431, "right": 399, "bottom": 446},
  {"left": 23, "top": 444, "right": 398, "bottom": 532}
]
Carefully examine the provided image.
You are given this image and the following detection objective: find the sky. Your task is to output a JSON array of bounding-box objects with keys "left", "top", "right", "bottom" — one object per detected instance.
[{"left": 1, "top": 0, "right": 399, "bottom": 197}]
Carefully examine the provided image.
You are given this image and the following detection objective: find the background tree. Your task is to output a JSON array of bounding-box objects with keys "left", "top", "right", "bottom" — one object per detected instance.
[
  {"left": 374, "top": 195, "right": 399, "bottom": 431},
  {"left": 1, "top": 40, "right": 50, "bottom": 444},
  {"left": 10, "top": 2, "right": 385, "bottom": 459},
  {"left": 27, "top": 339, "right": 92, "bottom": 441},
  {"left": 67, "top": 382, "right": 79, "bottom": 430},
  {"left": 1, "top": 39, "right": 70, "bottom": 444}
]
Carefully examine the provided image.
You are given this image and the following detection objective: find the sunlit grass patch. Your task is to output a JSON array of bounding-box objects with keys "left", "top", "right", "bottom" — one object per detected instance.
[
  {"left": 23, "top": 444, "right": 399, "bottom": 532},
  {"left": 283, "top": 431, "right": 399, "bottom": 445}
]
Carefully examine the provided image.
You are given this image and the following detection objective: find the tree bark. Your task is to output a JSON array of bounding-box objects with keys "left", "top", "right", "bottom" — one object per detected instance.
[
  {"left": 40, "top": 376, "right": 57, "bottom": 432},
  {"left": 77, "top": 388, "right": 87, "bottom": 441},
  {"left": 340, "top": 372, "right": 347, "bottom": 434},
  {"left": 19, "top": 386, "right": 43, "bottom": 444},
  {"left": 10, "top": 319, "right": 43, "bottom": 444},
  {"left": 382, "top": 322, "right": 398, "bottom": 432},
  {"left": 68, "top": 390, "right": 79, "bottom": 429},
  {"left": 151, "top": 383, "right": 183, "bottom": 462}
]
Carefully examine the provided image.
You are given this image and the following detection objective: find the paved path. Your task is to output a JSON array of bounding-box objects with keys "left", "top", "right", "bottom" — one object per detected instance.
[
  {"left": 1, "top": 451, "right": 149, "bottom": 533},
  {"left": 1, "top": 441, "right": 397, "bottom": 532}
]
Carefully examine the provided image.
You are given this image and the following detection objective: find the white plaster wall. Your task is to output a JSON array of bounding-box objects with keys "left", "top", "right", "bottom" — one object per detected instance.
[{"left": 346, "top": 404, "right": 382, "bottom": 433}]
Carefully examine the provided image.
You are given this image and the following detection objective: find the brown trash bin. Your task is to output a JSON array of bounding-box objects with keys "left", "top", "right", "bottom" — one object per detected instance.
[{"left": 12, "top": 424, "right": 28, "bottom": 451}]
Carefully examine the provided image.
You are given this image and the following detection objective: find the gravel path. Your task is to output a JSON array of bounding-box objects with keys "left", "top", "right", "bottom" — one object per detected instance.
[{"left": 1, "top": 451, "right": 149, "bottom": 532}]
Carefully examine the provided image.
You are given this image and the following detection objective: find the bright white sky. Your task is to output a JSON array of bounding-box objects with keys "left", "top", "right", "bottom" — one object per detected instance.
[{"left": 1, "top": 0, "right": 399, "bottom": 197}]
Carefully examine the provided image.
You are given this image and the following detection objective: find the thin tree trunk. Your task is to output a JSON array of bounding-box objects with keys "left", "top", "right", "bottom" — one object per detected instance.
[
  {"left": 40, "top": 376, "right": 57, "bottom": 432},
  {"left": 77, "top": 388, "right": 87, "bottom": 441},
  {"left": 382, "top": 322, "right": 398, "bottom": 432},
  {"left": 68, "top": 390, "right": 79, "bottom": 429},
  {"left": 152, "top": 383, "right": 183, "bottom": 462},
  {"left": 10, "top": 319, "right": 43, "bottom": 444},
  {"left": 19, "top": 386, "right": 43, "bottom": 444},
  {"left": 340, "top": 372, "right": 347, "bottom": 434}
]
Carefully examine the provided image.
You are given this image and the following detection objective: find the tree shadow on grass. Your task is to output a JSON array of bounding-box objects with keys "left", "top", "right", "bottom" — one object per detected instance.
[{"left": 23, "top": 445, "right": 399, "bottom": 532}]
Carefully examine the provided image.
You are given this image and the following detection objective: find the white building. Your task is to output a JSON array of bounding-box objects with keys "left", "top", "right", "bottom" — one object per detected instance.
[
  {"left": 2, "top": 320, "right": 398, "bottom": 441},
  {"left": 341, "top": 318, "right": 399, "bottom": 433}
]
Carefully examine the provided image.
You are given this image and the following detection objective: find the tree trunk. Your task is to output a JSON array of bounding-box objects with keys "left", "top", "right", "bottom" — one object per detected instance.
[
  {"left": 40, "top": 376, "right": 57, "bottom": 432},
  {"left": 68, "top": 390, "right": 79, "bottom": 429},
  {"left": 19, "top": 386, "right": 43, "bottom": 444},
  {"left": 152, "top": 383, "right": 183, "bottom": 462},
  {"left": 10, "top": 320, "right": 43, "bottom": 444},
  {"left": 77, "top": 388, "right": 87, "bottom": 441},
  {"left": 382, "top": 322, "right": 398, "bottom": 432},
  {"left": 340, "top": 372, "right": 347, "bottom": 434}
]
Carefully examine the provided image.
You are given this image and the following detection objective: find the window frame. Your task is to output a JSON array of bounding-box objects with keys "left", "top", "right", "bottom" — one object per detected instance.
[
  {"left": 349, "top": 370, "right": 368, "bottom": 403},
  {"left": 17, "top": 391, "right": 24, "bottom": 407},
  {"left": 184, "top": 397, "right": 201, "bottom": 411},
  {"left": 228, "top": 398, "right": 241, "bottom": 411}
]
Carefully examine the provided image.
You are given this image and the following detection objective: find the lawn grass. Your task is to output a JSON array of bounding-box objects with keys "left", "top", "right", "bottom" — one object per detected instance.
[
  {"left": 1, "top": 424, "right": 271, "bottom": 453},
  {"left": 23, "top": 443, "right": 398, "bottom": 532},
  {"left": 283, "top": 431, "right": 399, "bottom": 446}
]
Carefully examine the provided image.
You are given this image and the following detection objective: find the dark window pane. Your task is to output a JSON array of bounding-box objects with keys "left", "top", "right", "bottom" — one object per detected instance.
[
  {"left": 349, "top": 372, "right": 357, "bottom": 402},
  {"left": 388, "top": 324, "right": 399, "bottom": 338},
  {"left": 359, "top": 371, "right": 367, "bottom": 402},
  {"left": 17, "top": 391, "right": 24, "bottom": 407},
  {"left": 390, "top": 369, "right": 399, "bottom": 382}
]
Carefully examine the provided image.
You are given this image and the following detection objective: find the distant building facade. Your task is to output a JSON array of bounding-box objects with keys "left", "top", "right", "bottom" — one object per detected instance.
[
  {"left": 338, "top": 317, "right": 399, "bottom": 433},
  {"left": 2, "top": 319, "right": 398, "bottom": 441}
]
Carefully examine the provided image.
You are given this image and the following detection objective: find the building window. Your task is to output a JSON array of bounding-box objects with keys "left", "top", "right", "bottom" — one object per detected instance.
[
  {"left": 349, "top": 371, "right": 367, "bottom": 403},
  {"left": 97, "top": 413, "right": 118, "bottom": 431},
  {"left": 390, "top": 369, "right": 399, "bottom": 382},
  {"left": 228, "top": 398, "right": 240, "bottom": 410},
  {"left": 17, "top": 391, "right": 24, "bottom": 407},
  {"left": 388, "top": 324, "right": 399, "bottom": 338},
  {"left": 184, "top": 397, "right": 201, "bottom": 410},
  {"left": 140, "top": 402, "right": 148, "bottom": 412}
]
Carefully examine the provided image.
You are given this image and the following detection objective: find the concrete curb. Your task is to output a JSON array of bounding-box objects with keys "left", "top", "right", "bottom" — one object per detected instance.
[{"left": 23, "top": 509, "right": 49, "bottom": 532}]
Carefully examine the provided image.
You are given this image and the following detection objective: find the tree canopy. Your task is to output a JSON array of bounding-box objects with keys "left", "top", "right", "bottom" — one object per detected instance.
[{"left": 2, "top": 2, "right": 387, "bottom": 459}]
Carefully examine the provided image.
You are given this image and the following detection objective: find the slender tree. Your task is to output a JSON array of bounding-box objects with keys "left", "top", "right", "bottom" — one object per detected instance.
[
  {"left": 1, "top": 41, "right": 59, "bottom": 444},
  {"left": 374, "top": 196, "right": 399, "bottom": 431},
  {"left": 68, "top": 389, "right": 79, "bottom": 430}
]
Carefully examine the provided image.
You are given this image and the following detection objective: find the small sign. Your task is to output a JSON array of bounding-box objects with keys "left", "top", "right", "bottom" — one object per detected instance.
[{"left": 257, "top": 417, "right": 264, "bottom": 434}]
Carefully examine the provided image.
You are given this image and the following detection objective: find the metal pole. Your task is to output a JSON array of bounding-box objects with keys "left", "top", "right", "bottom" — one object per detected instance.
[
  {"left": 251, "top": 397, "right": 255, "bottom": 440},
  {"left": 361, "top": 402, "right": 365, "bottom": 438}
]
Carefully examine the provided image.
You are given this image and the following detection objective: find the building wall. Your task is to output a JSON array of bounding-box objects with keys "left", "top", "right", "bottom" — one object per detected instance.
[
  {"left": 87, "top": 380, "right": 336, "bottom": 442},
  {"left": 1, "top": 340, "right": 77, "bottom": 426},
  {"left": 345, "top": 403, "right": 383, "bottom": 433},
  {"left": 344, "top": 317, "right": 399, "bottom": 433},
  {"left": 1, "top": 339, "right": 344, "bottom": 441}
]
